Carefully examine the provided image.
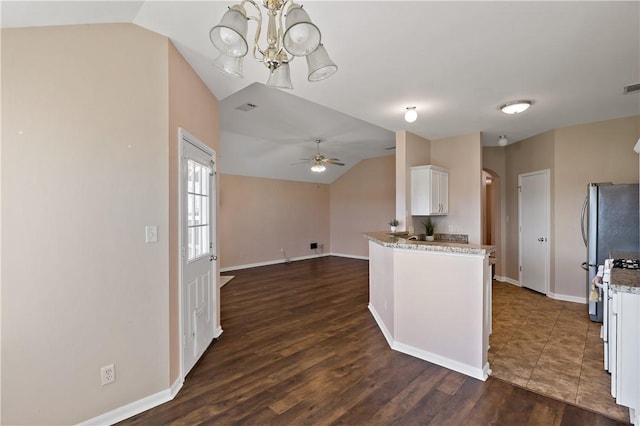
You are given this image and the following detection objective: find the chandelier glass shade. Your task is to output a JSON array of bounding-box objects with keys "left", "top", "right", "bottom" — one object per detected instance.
[
  {"left": 210, "top": 0, "right": 337, "bottom": 89},
  {"left": 311, "top": 161, "right": 326, "bottom": 173}
]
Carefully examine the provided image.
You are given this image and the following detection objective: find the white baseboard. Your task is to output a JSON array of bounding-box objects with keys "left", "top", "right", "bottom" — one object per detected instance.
[
  {"left": 495, "top": 276, "right": 587, "bottom": 304},
  {"left": 220, "top": 253, "right": 330, "bottom": 272},
  {"left": 331, "top": 252, "right": 369, "bottom": 261},
  {"left": 495, "top": 276, "right": 520, "bottom": 286},
  {"left": 393, "top": 341, "right": 488, "bottom": 382},
  {"left": 548, "top": 291, "right": 587, "bottom": 304},
  {"left": 170, "top": 376, "right": 183, "bottom": 399},
  {"left": 214, "top": 326, "right": 223, "bottom": 338},
  {"left": 367, "top": 304, "right": 488, "bottom": 382},
  {"left": 367, "top": 304, "right": 393, "bottom": 348},
  {"left": 78, "top": 376, "right": 183, "bottom": 425}
]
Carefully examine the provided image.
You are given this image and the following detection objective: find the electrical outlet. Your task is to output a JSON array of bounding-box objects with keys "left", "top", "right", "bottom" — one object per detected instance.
[
  {"left": 101, "top": 364, "right": 115, "bottom": 385},
  {"left": 145, "top": 225, "right": 158, "bottom": 243},
  {"left": 310, "top": 242, "right": 318, "bottom": 249}
]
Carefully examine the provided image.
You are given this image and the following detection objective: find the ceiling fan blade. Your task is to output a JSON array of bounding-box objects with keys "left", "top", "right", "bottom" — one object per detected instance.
[
  {"left": 324, "top": 160, "right": 345, "bottom": 166},
  {"left": 290, "top": 160, "right": 309, "bottom": 165}
]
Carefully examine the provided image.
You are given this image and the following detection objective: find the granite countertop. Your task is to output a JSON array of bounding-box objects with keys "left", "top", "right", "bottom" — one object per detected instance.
[
  {"left": 609, "top": 251, "right": 640, "bottom": 294},
  {"left": 610, "top": 268, "right": 640, "bottom": 294},
  {"left": 363, "top": 231, "right": 496, "bottom": 256}
]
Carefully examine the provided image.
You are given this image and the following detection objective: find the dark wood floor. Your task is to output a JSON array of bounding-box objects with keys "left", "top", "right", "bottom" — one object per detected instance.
[{"left": 120, "top": 256, "right": 628, "bottom": 425}]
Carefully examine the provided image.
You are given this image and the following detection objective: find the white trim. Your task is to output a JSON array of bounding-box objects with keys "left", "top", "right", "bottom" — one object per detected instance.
[
  {"left": 220, "top": 253, "right": 330, "bottom": 272},
  {"left": 170, "top": 376, "right": 183, "bottom": 399},
  {"left": 392, "top": 342, "right": 488, "bottom": 381},
  {"left": 548, "top": 291, "right": 587, "bottom": 304},
  {"left": 367, "top": 304, "right": 488, "bottom": 382},
  {"left": 634, "top": 138, "right": 640, "bottom": 154},
  {"left": 483, "top": 362, "right": 492, "bottom": 378},
  {"left": 518, "top": 169, "right": 551, "bottom": 295},
  {"left": 178, "top": 128, "right": 218, "bottom": 383},
  {"left": 214, "top": 326, "right": 223, "bottom": 338},
  {"left": 78, "top": 380, "right": 178, "bottom": 426},
  {"left": 180, "top": 128, "right": 214, "bottom": 157},
  {"left": 495, "top": 276, "right": 520, "bottom": 286},
  {"left": 330, "top": 252, "right": 369, "bottom": 261},
  {"left": 368, "top": 304, "right": 394, "bottom": 347}
]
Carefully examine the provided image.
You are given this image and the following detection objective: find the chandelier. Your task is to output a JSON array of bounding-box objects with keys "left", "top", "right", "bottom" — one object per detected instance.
[{"left": 209, "top": 0, "right": 338, "bottom": 89}]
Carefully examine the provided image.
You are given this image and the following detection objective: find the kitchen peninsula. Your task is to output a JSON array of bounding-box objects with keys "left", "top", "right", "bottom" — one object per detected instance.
[{"left": 364, "top": 231, "right": 495, "bottom": 381}]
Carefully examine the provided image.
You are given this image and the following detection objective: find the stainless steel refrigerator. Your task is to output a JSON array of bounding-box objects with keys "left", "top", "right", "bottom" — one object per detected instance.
[{"left": 581, "top": 183, "right": 639, "bottom": 322}]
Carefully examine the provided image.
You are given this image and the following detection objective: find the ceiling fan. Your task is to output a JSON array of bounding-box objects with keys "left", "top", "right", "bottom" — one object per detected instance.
[{"left": 295, "top": 140, "right": 345, "bottom": 173}]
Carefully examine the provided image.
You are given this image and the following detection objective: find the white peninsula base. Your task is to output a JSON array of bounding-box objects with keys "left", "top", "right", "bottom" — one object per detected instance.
[{"left": 365, "top": 233, "right": 494, "bottom": 381}]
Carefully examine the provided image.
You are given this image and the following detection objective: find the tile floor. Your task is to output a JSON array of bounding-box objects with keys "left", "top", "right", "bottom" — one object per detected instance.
[{"left": 490, "top": 280, "right": 630, "bottom": 423}]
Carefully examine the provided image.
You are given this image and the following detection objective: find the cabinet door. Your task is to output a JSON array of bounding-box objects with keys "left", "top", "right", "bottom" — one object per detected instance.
[
  {"left": 411, "top": 166, "right": 448, "bottom": 216},
  {"left": 411, "top": 168, "right": 430, "bottom": 215},
  {"left": 430, "top": 170, "right": 440, "bottom": 214},
  {"left": 616, "top": 292, "right": 640, "bottom": 409},
  {"left": 438, "top": 171, "right": 449, "bottom": 214}
]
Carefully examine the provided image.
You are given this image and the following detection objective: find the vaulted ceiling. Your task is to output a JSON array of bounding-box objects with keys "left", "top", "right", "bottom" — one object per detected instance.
[{"left": 3, "top": 1, "right": 639, "bottom": 183}]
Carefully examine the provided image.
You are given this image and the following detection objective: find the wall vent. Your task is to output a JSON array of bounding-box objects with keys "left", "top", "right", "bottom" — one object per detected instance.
[
  {"left": 623, "top": 83, "right": 640, "bottom": 94},
  {"left": 235, "top": 102, "right": 258, "bottom": 112}
]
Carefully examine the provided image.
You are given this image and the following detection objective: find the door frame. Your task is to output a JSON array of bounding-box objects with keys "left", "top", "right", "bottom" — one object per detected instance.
[
  {"left": 518, "top": 169, "right": 550, "bottom": 294},
  {"left": 178, "top": 127, "right": 220, "bottom": 381}
]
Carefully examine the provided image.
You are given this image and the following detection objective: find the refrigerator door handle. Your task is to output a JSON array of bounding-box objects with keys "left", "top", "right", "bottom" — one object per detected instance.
[{"left": 581, "top": 195, "right": 588, "bottom": 247}]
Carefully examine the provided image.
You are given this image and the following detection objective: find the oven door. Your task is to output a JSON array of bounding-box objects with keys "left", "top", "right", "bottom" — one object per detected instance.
[
  {"left": 602, "top": 260, "right": 611, "bottom": 370},
  {"left": 610, "top": 290, "right": 618, "bottom": 398}
]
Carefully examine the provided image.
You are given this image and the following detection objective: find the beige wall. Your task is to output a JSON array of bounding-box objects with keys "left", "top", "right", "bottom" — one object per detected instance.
[
  {"left": 395, "top": 131, "right": 431, "bottom": 232},
  {"left": 167, "top": 43, "right": 220, "bottom": 385},
  {"left": 430, "top": 132, "right": 483, "bottom": 245},
  {"left": 330, "top": 156, "right": 395, "bottom": 257},
  {"left": 482, "top": 147, "right": 506, "bottom": 276},
  {"left": 494, "top": 116, "right": 639, "bottom": 300},
  {"left": 553, "top": 116, "right": 639, "bottom": 298},
  {"left": 1, "top": 24, "right": 170, "bottom": 424},
  {"left": 219, "top": 174, "right": 330, "bottom": 269},
  {"left": 394, "top": 131, "right": 482, "bottom": 245},
  {"left": 504, "top": 130, "right": 555, "bottom": 283}
]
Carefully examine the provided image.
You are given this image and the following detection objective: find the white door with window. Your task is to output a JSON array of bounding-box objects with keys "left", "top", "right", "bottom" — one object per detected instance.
[
  {"left": 180, "top": 129, "right": 217, "bottom": 376},
  {"left": 519, "top": 170, "right": 550, "bottom": 294}
]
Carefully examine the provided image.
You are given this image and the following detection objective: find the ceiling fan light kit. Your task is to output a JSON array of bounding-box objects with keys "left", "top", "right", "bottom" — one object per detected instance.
[
  {"left": 498, "top": 135, "right": 508, "bottom": 146},
  {"left": 210, "top": 0, "right": 338, "bottom": 90},
  {"left": 311, "top": 162, "right": 326, "bottom": 173},
  {"left": 296, "top": 140, "right": 345, "bottom": 173}
]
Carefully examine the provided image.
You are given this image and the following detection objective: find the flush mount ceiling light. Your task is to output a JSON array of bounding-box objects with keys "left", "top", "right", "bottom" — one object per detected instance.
[
  {"left": 498, "top": 135, "right": 508, "bottom": 146},
  {"left": 499, "top": 100, "right": 532, "bottom": 114},
  {"left": 404, "top": 107, "right": 418, "bottom": 123},
  {"left": 210, "top": 0, "right": 337, "bottom": 90}
]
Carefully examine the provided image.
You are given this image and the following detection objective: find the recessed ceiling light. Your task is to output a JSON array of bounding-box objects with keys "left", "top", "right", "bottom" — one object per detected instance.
[
  {"left": 404, "top": 107, "right": 418, "bottom": 123},
  {"left": 499, "top": 100, "right": 532, "bottom": 114}
]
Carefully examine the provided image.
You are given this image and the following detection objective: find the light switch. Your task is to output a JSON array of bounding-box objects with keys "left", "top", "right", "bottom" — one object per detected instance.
[{"left": 145, "top": 225, "right": 158, "bottom": 243}]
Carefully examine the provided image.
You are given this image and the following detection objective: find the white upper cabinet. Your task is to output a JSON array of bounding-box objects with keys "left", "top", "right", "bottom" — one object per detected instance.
[{"left": 411, "top": 165, "right": 449, "bottom": 216}]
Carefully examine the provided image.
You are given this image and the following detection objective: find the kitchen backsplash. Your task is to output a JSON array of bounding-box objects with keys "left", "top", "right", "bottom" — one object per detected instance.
[{"left": 434, "top": 233, "right": 469, "bottom": 244}]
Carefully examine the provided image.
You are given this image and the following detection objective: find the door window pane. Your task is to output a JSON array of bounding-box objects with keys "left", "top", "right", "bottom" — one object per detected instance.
[{"left": 187, "top": 159, "right": 211, "bottom": 262}]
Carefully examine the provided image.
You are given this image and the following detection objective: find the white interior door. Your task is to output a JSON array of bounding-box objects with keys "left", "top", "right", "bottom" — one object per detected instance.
[
  {"left": 180, "top": 129, "right": 217, "bottom": 376},
  {"left": 519, "top": 170, "right": 550, "bottom": 294}
]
